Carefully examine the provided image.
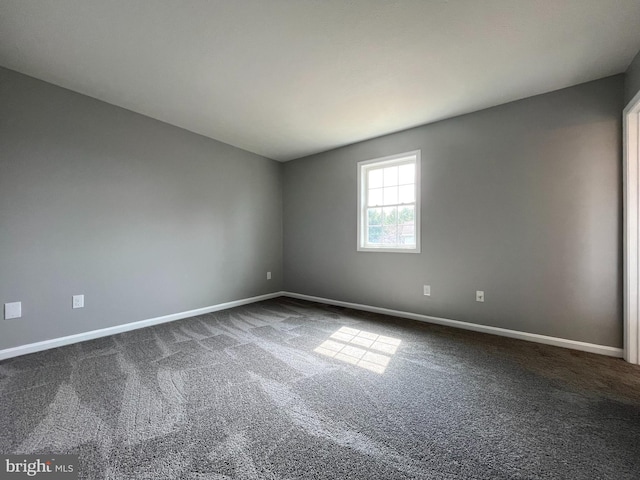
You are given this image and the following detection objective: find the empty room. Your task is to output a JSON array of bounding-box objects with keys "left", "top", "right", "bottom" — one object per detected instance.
[{"left": 2, "top": 1, "right": 640, "bottom": 479}]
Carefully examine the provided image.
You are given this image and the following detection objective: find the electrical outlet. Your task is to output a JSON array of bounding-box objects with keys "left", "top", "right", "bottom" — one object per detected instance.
[
  {"left": 4, "top": 302, "right": 22, "bottom": 319},
  {"left": 72, "top": 295, "right": 84, "bottom": 309},
  {"left": 267, "top": 271, "right": 272, "bottom": 280},
  {"left": 423, "top": 285, "right": 431, "bottom": 296},
  {"left": 476, "top": 290, "right": 485, "bottom": 302}
]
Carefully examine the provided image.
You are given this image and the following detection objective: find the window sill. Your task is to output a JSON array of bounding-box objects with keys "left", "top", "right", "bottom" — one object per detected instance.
[{"left": 357, "top": 246, "right": 421, "bottom": 253}]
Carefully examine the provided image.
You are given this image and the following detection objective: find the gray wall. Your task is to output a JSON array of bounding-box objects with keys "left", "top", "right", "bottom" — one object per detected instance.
[
  {"left": 625, "top": 49, "right": 640, "bottom": 106},
  {"left": 0, "top": 67, "right": 283, "bottom": 351},
  {"left": 284, "top": 75, "right": 624, "bottom": 348},
  {"left": 0, "top": 66, "right": 626, "bottom": 352}
]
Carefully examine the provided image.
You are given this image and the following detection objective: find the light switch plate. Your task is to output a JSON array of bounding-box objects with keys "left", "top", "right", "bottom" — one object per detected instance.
[{"left": 4, "top": 302, "right": 22, "bottom": 319}]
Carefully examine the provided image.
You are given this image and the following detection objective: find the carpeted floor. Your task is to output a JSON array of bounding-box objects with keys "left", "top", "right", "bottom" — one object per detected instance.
[{"left": 1, "top": 297, "right": 639, "bottom": 479}]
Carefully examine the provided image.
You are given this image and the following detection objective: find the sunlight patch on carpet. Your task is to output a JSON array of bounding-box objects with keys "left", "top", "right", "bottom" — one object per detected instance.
[{"left": 314, "top": 326, "right": 401, "bottom": 373}]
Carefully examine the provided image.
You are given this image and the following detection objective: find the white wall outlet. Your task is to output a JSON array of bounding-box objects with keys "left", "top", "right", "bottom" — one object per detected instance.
[
  {"left": 267, "top": 271, "right": 272, "bottom": 280},
  {"left": 423, "top": 285, "right": 431, "bottom": 296},
  {"left": 476, "top": 290, "right": 485, "bottom": 302},
  {"left": 72, "top": 295, "right": 85, "bottom": 309},
  {"left": 4, "top": 302, "right": 22, "bottom": 319}
]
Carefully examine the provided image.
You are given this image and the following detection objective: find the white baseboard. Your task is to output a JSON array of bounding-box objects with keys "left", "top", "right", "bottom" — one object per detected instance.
[
  {"left": 282, "top": 292, "right": 624, "bottom": 358},
  {"left": 0, "top": 292, "right": 284, "bottom": 361},
  {"left": 1, "top": 290, "right": 623, "bottom": 361}
]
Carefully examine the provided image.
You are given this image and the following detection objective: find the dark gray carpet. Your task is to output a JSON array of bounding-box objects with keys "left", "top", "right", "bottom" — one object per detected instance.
[{"left": 1, "top": 297, "right": 639, "bottom": 479}]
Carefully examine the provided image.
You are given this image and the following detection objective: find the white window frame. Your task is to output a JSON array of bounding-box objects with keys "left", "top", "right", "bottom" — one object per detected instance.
[{"left": 357, "top": 150, "right": 421, "bottom": 253}]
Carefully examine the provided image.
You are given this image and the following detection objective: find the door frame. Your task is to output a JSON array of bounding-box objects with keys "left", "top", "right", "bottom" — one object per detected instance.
[{"left": 624, "top": 90, "right": 640, "bottom": 364}]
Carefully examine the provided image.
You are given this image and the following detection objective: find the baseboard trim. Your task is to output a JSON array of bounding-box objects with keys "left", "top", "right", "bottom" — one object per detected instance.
[
  {"left": 282, "top": 292, "right": 624, "bottom": 358},
  {"left": 1, "top": 291, "right": 623, "bottom": 361},
  {"left": 0, "top": 292, "right": 284, "bottom": 361}
]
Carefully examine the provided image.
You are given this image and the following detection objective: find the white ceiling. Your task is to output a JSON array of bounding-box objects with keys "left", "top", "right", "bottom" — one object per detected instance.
[{"left": 1, "top": 1, "right": 640, "bottom": 161}]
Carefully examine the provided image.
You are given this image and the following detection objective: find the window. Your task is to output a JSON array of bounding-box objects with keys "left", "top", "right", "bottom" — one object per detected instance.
[{"left": 358, "top": 150, "right": 420, "bottom": 252}]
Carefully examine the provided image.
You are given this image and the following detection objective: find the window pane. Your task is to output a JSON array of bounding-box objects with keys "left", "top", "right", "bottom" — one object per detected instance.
[
  {"left": 383, "top": 166, "right": 398, "bottom": 186},
  {"left": 368, "top": 188, "right": 383, "bottom": 206},
  {"left": 399, "top": 205, "right": 415, "bottom": 224},
  {"left": 383, "top": 225, "right": 398, "bottom": 245},
  {"left": 398, "top": 185, "right": 414, "bottom": 204},
  {"left": 368, "top": 168, "right": 383, "bottom": 189},
  {"left": 399, "top": 221, "right": 415, "bottom": 244},
  {"left": 367, "top": 208, "right": 382, "bottom": 226},
  {"left": 383, "top": 206, "right": 397, "bottom": 226},
  {"left": 368, "top": 226, "right": 382, "bottom": 244},
  {"left": 399, "top": 163, "right": 415, "bottom": 185},
  {"left": 383, "top": 186, "right": 398, "bottom": 205},
  {"left": 399, "top": 223, "right": 415, "bottom": 236}
]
